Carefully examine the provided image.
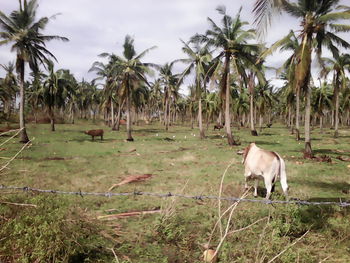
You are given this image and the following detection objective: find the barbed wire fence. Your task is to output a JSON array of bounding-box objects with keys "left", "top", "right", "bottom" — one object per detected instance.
[
  {"left": 0, "top": 128, "right": 349, "bottom": 207},
  {"left": 0, "top": 184, "right": 349, "bottom": 207}
]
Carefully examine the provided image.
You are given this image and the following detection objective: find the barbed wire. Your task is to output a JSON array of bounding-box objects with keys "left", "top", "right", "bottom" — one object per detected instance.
[{"left": 0, "top": 184, "right": 349, "bottom": 207}]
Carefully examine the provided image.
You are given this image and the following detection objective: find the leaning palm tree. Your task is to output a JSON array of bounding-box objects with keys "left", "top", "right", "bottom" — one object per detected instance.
[
  {"left": 321, "top": 54, "right": 350, "bottom": 137},
  {"left": 0, "top": 0, "right": 68, "bottom": 142},
  {"left": 192, "top": 6, "right": 260, "bottom": 145},
  {"left": 179, "top": 40, "right": 212, "bottom": 139}
]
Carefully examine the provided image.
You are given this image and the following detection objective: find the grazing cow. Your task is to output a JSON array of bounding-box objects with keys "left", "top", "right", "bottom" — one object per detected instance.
[
  {"left": 214, "top": 124, "right": 224, "bottom": 131},
  {"left": 84, "top": 129, "right": 104, "bottom": 141},
  {"left": 242, "top": 143, "right": 288, "bottom": 199}
]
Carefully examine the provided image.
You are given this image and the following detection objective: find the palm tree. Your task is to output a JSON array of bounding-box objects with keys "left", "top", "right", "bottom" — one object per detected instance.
[
  {"left": 193, "top": 6, "right": 260, "bottom": 145},
  {"left": 114, "top": 35, "right": 156, "bottom": 141},
  {"left": 0, "top": 62, "right": 17, "bottom": 120},
  {"left": 42, "top": 62, "right": 75, "bottom": 131},
  {"left": 321, "top": 54, "right": 350, "bottom": 137},
  {"left": 312, "top": 81, "right": 333, "bottom": 133},
  {"left": 261, "top": 1, "right": 350, "bottom": 157},
  {"left": 261, "top": 30, "right": 302, "bottom": 139},
  {"left": 282, "top": 0, "right": 350, "bottom": 157},
  {"left": 180, "top": 40, "right": 212, "bottom": 139},
  {"left": 158, "top": 62, "right": 180, "bottom": 131},
  {"left": 0, "top": 0, "right": 68, "bottom": 142}
]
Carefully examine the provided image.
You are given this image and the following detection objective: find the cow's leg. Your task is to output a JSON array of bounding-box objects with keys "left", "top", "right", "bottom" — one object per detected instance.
[
  {"left": 254, "top": 180, "right": 259, "bottom": 197},
  {"left": 92, "top": 136, "right": 94, "bottom": 141},
  {"left": 101, "top": 135, "right": 103, "bottom": 141},
  {"left": 264, "top": 176, "right": 273, "bottom": 200},
  {"left": 244, "top": 171, "right": 252, "bottom": 190}
]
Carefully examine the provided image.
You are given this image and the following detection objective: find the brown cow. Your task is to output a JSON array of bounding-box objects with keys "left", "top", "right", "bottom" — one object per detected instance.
[
  {"left": 214, "top": 124, "right": 224, "bottom": 131},
  {"left": 84, "top": 129, "right": 104, "bottom": 141}
]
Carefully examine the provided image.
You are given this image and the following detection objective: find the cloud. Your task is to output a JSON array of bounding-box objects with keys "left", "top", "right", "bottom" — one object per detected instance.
[{"left": 1, "top": 0, "right": 349, "bottom": 92}]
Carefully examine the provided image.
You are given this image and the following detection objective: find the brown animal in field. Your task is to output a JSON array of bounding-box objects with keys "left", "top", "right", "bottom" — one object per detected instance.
[
  {"left": 84, "top": 129, "right": 104, "bottom": 141},
  {"left": 214, "top": 124, "right": 224, "bottom": 131},
  {"left": 119, "top": 119, "right": 126, "bottom": 125}
]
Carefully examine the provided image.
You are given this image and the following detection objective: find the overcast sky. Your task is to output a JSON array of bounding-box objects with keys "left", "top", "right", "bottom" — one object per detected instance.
[{"left": 1, "top": 0, "right": 349, "bottom": 92}]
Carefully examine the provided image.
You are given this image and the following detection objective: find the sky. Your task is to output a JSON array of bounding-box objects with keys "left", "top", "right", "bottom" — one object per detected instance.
[{"left": 0, "top": 0, "right": 349, "bottom": 93}]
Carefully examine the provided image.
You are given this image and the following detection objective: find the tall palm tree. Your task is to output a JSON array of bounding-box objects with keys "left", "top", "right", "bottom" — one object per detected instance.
[
  {"left": 180, "top": 40, "right": 212, "bottom": 139},
  {"left": 282, "top": 0, "right": 350, "bottom": 157},
  {"left": 193, "top": 6, "right": 260, "bottom": 145},
  {"left": 261, "top": 0, "right": 350, "bottom": 157},
  {"left": 261, "top": 30, "right": 302, "bottom": 139},
  {"left": 312, "top": 81, "right": 333, "bottom": 132},
  {"left": 322, "top": 54, "right": 350, "bottom": 137},
  {"left": 42, "top": 63, "right": 75, "bottom": 131},
  {"left": 114, "top": 35, "right": 156, "bottom": 141},
  {"left": 0, "top": 0, "right": 68, "bottom": 142},
  {"left": 158, "top": 62, "right": 180, "bottom": 131},
  {"left": 0, "top": 62, "right": 17, "bottom": 120}
]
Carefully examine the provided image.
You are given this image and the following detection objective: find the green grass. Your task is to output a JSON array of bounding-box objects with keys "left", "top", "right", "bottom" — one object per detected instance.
[{"left": 1, "top": 121, "right": 350, "bottom": 262}]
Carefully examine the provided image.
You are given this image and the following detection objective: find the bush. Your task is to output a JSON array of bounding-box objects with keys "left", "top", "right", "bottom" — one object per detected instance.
[{"left": 0, "top": 194, "right": 112, "bottom": 262}]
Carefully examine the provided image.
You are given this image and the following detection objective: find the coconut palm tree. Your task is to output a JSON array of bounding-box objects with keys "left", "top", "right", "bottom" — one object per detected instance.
[
  {"left": 42, "top": 62, "right": 75, "bottom": 131},
  {"left": 261, "top": 1, "right": 350, "bottom": 157},
  {"left": 192, "top": 6, "right": 260, "bottom": 145},
  {"left": 0, "top": 62, "right": 17, "bottom": 120},
  {"left": 321, "top": 54, "right": 350, "bottom": 137},
  {"left": 158, "top": 62, "right": 180, "bottom": 131},
  {"left": 0, "top": 0, "right": 68, "bottom": 142},
  {"left": 282, "top": 0, "right": 350, "bottom": 157},
  {"left": 114, "top": 35, "right": 156, "bottom": 141},
  {"left": 179, "top": 40, "right": 212, "bottom": 139},
  {"left": 312, "top": 81, "right": 333, "bottom": 132}
]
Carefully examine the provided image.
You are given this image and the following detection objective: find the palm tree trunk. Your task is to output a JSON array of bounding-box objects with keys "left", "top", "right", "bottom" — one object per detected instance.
[
  {"left": 249, "top": 76, "right": 258, "bottom": 136},
  {"left": 18, "top": 58, "right": 29, "bottom": 143},
  {"left": 111, "top": 99, "right": 115, "bottom": 129},
  {"left": 113, "top": 99, "right": 125, "bottom": 131},
  {"left": 320, "top": 116, "right": 323, "bottom": 133},
  {"left": 224, "top": 81, "right": 235, "bottom": 145},
  {"left": 334, "top": 85, "right": 339, "bottom": 138},
  {"left": 295, "top": 87, "right": 301, "bottom": 140},
  {"left": 198, "top": 96, "right": 205, "bottom": 139},
  {"left": 126, "top": 92, "right": 133, "bottom": 141},
  {"left": 304, "top": 85, "right": 313, "bottom": 158},
  {"left": 259, "top": 114, "right": 263, "bottom": 133}
]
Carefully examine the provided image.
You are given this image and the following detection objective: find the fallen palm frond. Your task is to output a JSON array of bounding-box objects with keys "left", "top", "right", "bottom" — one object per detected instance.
[
  {"left": 108, "top": 174, "right": 154, "bottom": 191},
  {"left": 97, "top": 209, "right": 161, "bottom": 220}
]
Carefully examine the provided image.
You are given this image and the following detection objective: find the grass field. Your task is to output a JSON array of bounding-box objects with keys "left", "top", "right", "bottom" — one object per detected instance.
[{"left": 1, "top": 121, "right": 350, "bottom": 262}]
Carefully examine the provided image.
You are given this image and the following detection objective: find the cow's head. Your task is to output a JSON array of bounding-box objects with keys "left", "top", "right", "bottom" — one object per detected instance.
[{"left": 242, "top": 143, "right": 255, "bottom": 164}]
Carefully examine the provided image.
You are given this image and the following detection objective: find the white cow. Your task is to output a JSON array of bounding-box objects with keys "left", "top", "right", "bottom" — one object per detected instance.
[{"left": 242, "top": 143, "right": 288, "bottom": 200}]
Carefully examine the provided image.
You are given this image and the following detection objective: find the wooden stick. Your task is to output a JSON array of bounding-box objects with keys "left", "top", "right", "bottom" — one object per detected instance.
[
  {"left": 0, "top": 128, "right": 23, "bottom": 147},
  {"left": 267, "top": 230, "right": 309, "bottom": 263},
  {"left": 227, "top": 217, "right": 268, "bottom": 236},
  {"left": 98, "top": 209, "right": 161, "bottom": 220},
  {"left": 0, "top": 139, "right": 33, "bottom": 173},
  {"left": 0, "top": 201, "right": 37, "bottom": 208},
  {"left": 109, "top": 248, "right": 120, "bottom": 263}
]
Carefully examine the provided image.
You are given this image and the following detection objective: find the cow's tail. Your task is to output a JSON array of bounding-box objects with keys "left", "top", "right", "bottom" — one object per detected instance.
[
  {"left": 279, "top": 155, "right": 289, "bottom": 197},
  {"left": 275, "top": 153, "right": 289, "bottom": 198}
]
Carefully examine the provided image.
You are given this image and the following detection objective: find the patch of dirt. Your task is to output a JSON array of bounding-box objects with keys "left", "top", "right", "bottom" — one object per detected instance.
[{"left": 42, "top": 157, "right": 69, "bottom": 161}]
